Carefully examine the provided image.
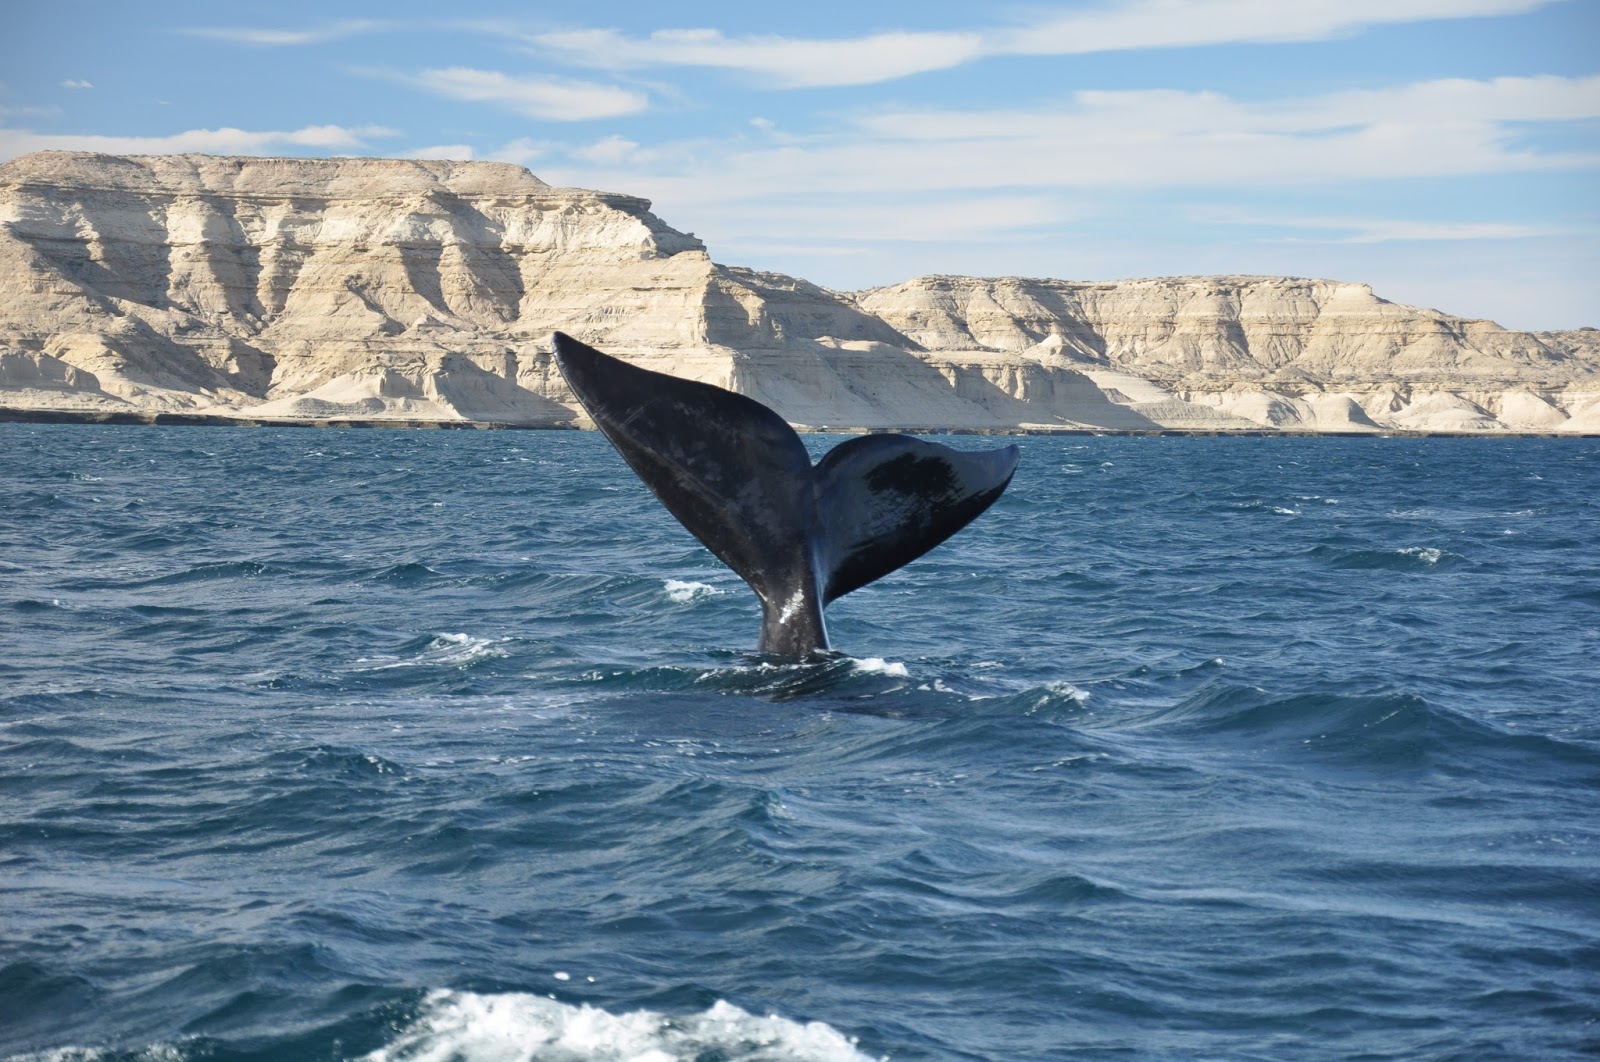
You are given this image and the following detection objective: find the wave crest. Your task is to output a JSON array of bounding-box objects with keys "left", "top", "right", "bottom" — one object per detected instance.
[{"left": 365, "top": 990, "right": 878, "bottom": 1062}]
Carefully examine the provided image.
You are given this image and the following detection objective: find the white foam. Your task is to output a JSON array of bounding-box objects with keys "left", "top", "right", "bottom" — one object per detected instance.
[
  {"left": 363, "top": 991, "right": 880, "bottom": 1062},
  {"left": 850, "top": 657, "right": 909, "bottom": 677},
  {"left": 422, "top": 633, "right": 508, "bottom": 666},
  {"left": 1028, "top": 681, "right": 1090, "bottom": 713},
  {"left": 363, "top": 754, "right": 397, "bottom": 774},
  {"left": 355, "top": 633, "right": 508, "bottom": 672},
  {"left": 1398, "top": 547, "right": 1444, "bottom": 565},
  {"left": 664, "top": 579, "right": 722, "bottom": 603},
  {"left": 10, "top": 1048, "right": 186, "bottom": 1061}
]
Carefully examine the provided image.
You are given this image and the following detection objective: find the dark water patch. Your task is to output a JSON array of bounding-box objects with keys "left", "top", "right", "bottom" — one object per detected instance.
[
  {"left": 9, "top": 597, "right": 69, "bottom": 613},
  {"left": 268, "top": 745, "right": 414, "bottom": 780},
  {"left": 1125, "top": 684, "right": 1600, "bottom": 782},
  {"left": 0, "top": 962, "right": 103, "bottom": 1054},
  {"left": 113, "top": 530, "right": 185, "bottom": 553},
  {"left": 56, "top": 560, "right": 281, "bottom": 591},
  {"left": 361, "top": 561, "right": 443, "bottom": 587}
]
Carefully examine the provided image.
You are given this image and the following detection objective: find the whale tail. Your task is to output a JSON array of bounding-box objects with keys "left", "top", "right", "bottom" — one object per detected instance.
[{"left": 552, "top": 332, "right": 1018, "bottom": 656}]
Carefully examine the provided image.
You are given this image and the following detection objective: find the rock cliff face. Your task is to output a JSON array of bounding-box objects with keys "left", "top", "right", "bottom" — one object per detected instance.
[
  {"left": 853, "top": 276, "right": 1600, "bottom": 432},
  {"left": 1, "top": 151, "right": 1595, "bottom": 432}
]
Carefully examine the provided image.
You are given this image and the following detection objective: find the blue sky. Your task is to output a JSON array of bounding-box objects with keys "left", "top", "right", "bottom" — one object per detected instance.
[{"left": 2, "top": 0, "right": 1596, "bottom": 328}]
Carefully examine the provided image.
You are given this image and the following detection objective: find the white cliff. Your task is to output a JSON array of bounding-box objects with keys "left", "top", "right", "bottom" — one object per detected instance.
[
  {"left": 853, "top": 275, "right": 1600, "bottom": 433},
  {"left": 1, "top": 152, "right": 1595, "bottom": 433}
]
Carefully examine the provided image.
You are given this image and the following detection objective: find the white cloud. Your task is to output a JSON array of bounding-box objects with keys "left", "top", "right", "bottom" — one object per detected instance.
[
  {"left": 570, "top": 135, "right": 642, "bottom": 165},
  {"left": 1336, "top": 221, "right": 1558, "bottom": 242},
  {"left": 708, "top": 194, "right": 1078, "bottom": 246},
  {"left": 289, "top": 124, "right": 399, "bottom": 147},
  {"left": 1000, "top": 0, "right": 1554, "bottom": 55},
  {"left": 1228, "top": 215, "right": 1565, "bottom": 243},
  {"left": 178, "top": 20, "right": 388, "bottom": 46},
  {"left": 537, "top": 75, "right": 1600, "bottom": 210},
  {"left": 1278, "top": 74, "right": 1600, "bottom": 128},
  {"left": 0, "top": 124, "right": 398, "bottom": 162},
  {"left": 61, "top": 80, "right": 93, "bottom": 90},
  {"left": 405, "top": 67, "right": 648, "bottom": 120},
  {"left": 513, "top": 72, "right": 1597, "bottom": 309},
  {"left": 533, "top": 0, "right": 1557, "bottom": 88},
  {"left": 853, "top": 75, "right": 1600, "bottom": 143},
  {"left": 0, "top": 103, "right": 62, "bottom": 120},
  {"left": 490, "top": 138, "right": 547, "bottom": 166},
  {"left": 533, "top": 27, "right": 985, "bottom": 89},
  {"left": 411, "top": 144, "right": 475, "bottom": 160}
]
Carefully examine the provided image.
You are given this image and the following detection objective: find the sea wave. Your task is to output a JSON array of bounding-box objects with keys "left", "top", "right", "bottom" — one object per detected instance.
[
  {"left": 353, "top": 632, "right": 510, "bottom": 672},
  {"left": 1304, "top": 543, "right": 1458, "bottom": 570},
  {"left": 1125, "top": 683, "right": 1600, "bottom": 775},
  {"left": 364, "top": 991, "right": 878, "bottom": 1062},
  {"left": 5, "top": 428, "right": 1598, "bottom": 1061}
]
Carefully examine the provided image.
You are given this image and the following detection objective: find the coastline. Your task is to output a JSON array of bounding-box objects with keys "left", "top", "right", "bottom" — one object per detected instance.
[
  {"left": 3, "top": 154, "right": 1596, "bottom": 440},
  {"left": 2, "top": 406, "right": 1593, "bottom": 438}
]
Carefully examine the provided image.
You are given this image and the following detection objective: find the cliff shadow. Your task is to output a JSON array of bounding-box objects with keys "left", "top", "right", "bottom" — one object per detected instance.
[
  {"left": 432, "top": 352, "right": 577, "bottom": 426},
  {"left": 932, "top": 359, "right": 1165, "bottom": 430},
  {"left": 24, "top": 193, "right": 174, "bottom": 310},
  {"left": 181, "top": 193, "right": 269, "bottom": 326},
  {"left": 393, "top": 194, "right": 526, "bottom": 326},
  {"left": 437, "top": 196, "right": 526, "bottom": 324}
]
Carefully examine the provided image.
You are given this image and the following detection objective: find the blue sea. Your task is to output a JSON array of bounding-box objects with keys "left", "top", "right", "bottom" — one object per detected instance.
[{"left": 2, "top": 424, "right": 1597, "bottom": 1060}]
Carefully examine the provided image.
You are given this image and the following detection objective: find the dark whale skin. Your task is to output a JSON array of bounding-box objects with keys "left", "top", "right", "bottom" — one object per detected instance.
[{"left": 552, "top": 331, "right": 1018, "bottom": 657}]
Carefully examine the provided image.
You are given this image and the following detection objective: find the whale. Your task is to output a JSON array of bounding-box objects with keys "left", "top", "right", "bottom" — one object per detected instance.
[{"left": 552, "top": 332, "right": 1019, "bottom": 657}]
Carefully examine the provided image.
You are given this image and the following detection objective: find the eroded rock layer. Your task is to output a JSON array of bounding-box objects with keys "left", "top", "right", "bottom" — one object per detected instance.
[{"left": 2, "top": 152, "right": 1595, "bottom": 432}]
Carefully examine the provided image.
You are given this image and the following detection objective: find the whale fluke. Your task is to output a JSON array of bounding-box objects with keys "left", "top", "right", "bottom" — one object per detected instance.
[{"left": 552, "top": 332, "right": 1018, "bottom": 657}]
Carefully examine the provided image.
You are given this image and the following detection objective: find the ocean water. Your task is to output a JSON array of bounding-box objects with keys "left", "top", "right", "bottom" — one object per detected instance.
[{"left": 2, "top": 424, "right": 1597, "bottom": 1061}]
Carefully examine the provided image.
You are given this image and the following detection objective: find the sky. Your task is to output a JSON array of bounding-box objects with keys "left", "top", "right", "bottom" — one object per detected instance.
[{"left": 1, "top": 0, "right": 1596, "bottom": 329}]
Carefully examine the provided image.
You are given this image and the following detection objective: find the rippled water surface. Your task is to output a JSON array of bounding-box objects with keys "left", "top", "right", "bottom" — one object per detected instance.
[{"left": 2, "top": 425, "right": 1598, "bottom": 1060}]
